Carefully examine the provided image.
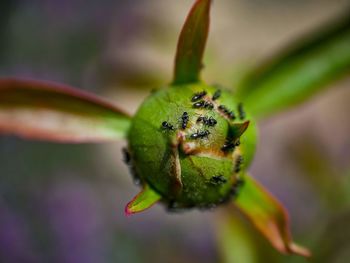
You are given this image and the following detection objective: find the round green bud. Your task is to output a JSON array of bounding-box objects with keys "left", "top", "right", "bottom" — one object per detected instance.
[{"left": 128, "top": 83, "right": 257, "bottom": 209}]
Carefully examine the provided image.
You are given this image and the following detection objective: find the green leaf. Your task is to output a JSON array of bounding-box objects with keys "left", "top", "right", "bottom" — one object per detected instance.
[
  {"left": 172, "top": 0, "right": 211, "bottom": 85},
  {"left": 0, "top": 78, "right": 131, "bottom": 143},
  {"left": 125, "top": 184, "right": 162, "bottom": 216},
  {"left": 237, "top": 14, "right": 350, "bottom": 119},
  {"left": 234, "top": 174, "right": 311, "bottom": 257}
]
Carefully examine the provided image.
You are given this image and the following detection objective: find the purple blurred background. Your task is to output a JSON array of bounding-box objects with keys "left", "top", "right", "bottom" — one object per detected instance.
[{"left": 0, "top": 0, "right": 350, "bottom": 262}]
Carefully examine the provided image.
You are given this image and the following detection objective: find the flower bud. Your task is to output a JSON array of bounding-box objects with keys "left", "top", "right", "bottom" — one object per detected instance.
[{"left": 128, "top": 84, "right": 257, "bottom": 209}]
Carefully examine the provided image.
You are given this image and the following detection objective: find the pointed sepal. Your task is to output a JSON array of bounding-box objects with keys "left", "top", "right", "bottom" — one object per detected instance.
[
  {"left": 125, "top": 184, "right": 162, "bottom": 216},
  {"left": 172, "top": 0, "right": 211, "bottom": 85},
  {"left": 228, "top": 121, "right": 250, "bottom": 139},
  {"left": 233, "top": 174, "right": 311, "bottom": 257}
]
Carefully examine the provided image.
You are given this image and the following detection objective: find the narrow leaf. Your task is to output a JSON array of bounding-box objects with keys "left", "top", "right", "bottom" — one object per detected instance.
[
  {"left": 172, "top": 0, "right": 211, "bottom": 85},
  {"left": 234, "top": 174, "right": 311, "bottom": 257},
  {"left": 0, "top": 78, "right": 131, "bottom": 143},
  {"left": 125, "top": 184, "right": 161, "bottom": 216},
  {"left": 237, "top": 13, "right": 350, "bottom": 119}
]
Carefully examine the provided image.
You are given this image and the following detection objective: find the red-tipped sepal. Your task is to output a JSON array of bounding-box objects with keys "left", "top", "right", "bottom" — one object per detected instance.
[
  {"left": 233, "top": 174, "right": 311, "bottom": 257},
  {"left": 125, "top": 184, "right": 162, "bottom": 216}
]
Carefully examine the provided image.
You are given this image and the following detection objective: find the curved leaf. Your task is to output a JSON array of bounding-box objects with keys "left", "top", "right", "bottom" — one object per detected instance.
[
  {"left": 125, "top": 184, "right": 161, "bottom": 216},
  {"left": 172, "top": 0, "right": 211, "bottom": 85},
  {"left": 237, "top": 13, "right": 350, "bottom": 119},
  {"left": 233, "top": 174, "right": 311, "bottom": 257},
  {"left": 0, "top": 78, "right": 131, "bottom": 143}
]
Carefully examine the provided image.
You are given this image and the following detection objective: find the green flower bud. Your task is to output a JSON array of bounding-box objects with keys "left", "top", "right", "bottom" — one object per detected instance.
[{"left": 128, "top": 83, "right": 257, "bottom": 209}]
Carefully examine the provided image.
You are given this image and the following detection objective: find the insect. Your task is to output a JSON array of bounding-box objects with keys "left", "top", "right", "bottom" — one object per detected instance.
[
  {"left": 209, "top": 174, "right": 227, "bottom": 185},
  {"left": 122, "top": 147, "right": 131, "bottom": 164},
  {"left": 238, "top": 103, "right": 246, "bottom": 120},
  {"left": 193, "top": 100, "right": 214, "bottom": 109},
  {"left": 212, "top": 89, "right": 221, "bottom": 100},
  {"left": 218, "top": 105, "right": 236, "bottom": 120},
  {"left": 191, "top": 91, "right": 207, "bottom": 102},
  {"left": 235, "top": 140, "right": 240, "bottom": 146},
  {"left": 190, "top": 129, "right": 210, "bottom": 139},
  {"left": 221, "top": 139, "right": 241, "bottom": 152},
  {"left": 221, "top": 141, "right": 235, "bottom": 152},
  {"left": 197, "top": 116, "right": 217, "bottom": 127},
  {"left": 180, "top": 112, "right": 189, "bottom": 129},
  {"left": 161, "top": 121, "right": 175, "bottom": 131},
  {"left": 230, "top": 177, "right": 245, "bottom": 197},
  {"left": 234, "top": 155, "right": 244, "bottom": 173}
]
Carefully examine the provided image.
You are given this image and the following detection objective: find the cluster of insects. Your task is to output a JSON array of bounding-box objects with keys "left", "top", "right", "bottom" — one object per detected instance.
[
  {"left": 160, "top": 89, "right": 222, "bottom": 140},
  {"left": 157, "top": 89, "right": 247, "bottom": 203},
  {"left": 191, "top": 90, "right": 214, "bottom": 109},
  {"left": 160, "top": 88, "right": 247, "bottom": 153}
]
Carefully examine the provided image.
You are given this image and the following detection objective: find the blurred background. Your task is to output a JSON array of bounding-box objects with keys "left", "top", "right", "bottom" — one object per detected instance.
[{"left": 0, "top": 0, "right": 350, "bottom": 262}]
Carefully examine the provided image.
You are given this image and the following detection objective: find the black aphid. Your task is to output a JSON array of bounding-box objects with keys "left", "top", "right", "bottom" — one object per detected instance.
[
  {"left": 193, "top": 100, "right": 213, "bottom": 109},
  {"left": 221, "top": 141, "right": 236, "bottom": 152},
  {"left": 230, "top": 177, "right": 245, "bottom": 197},
  {"left": 193, "top": 100, "right": 205, "bottom": 108},
  {"left": 212, "top": 90, "right": 221, "bottom": 100},
  {"left": 191, "top": 91, "right": 207, "bottom": 102},
  {"left": 181, "top": 112, "right": 189, "bottom": 129},
  {"left": 210, "top": 175, "right": 227, "bottom": 185},
  {"left": 238, "top": 103, "right": 246, "bottom": 120},
  {"left": 190, "top": 129, "right": 210, "bottom": 139},
  {"left": 234, "top": 155, "right": 244, "bottom": 173},
  {"left": 235, "top": 140, "right": 240, "bottom": 146},
  {"left": 197, "top": 116, "right": 217, "bottom": 127},
  {"left": 218, "top": 105, "right": 236, "bottom": 120},
  {"left": 161, "top": 121, "right": 175, "bottom": 131},
  {"left": 204, "top": 101, "right": 214, "bottom": 109},
  {"left": 122, "top": 147, "right": 131, "bottom": 164}
]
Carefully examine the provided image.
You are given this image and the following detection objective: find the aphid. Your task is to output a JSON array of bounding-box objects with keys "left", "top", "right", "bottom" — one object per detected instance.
[
  {"left": 221, "top": 141, "right": 236, "bottom": 152},
  {"left": 204, "top": 101, "right": 214, "bottom": 109},
  {"left": 218, "top": 105, "right": 236, "bottom": 120},
  {"left": 238, "top": 103, "right": 246, "bottom": 120},
  {"left": 234, "top": 177, "right": 245, "bottom": 187},
  {"left": 198, "top": 129, "right": 210, "bottom": 138},
  {"left": 122, "top": 148, "right": 141, "bottom": 186},
  {"left": 227, "top": 111, "right": 236, "bottom": 120},
  {"left": 209, "top": 174, "right": 227, "bottom": 185},
  {"left": 193, "top": 100, "right": 205, "bottom": 108},
  {"left": 197, "top": 116, "right": 217, "bottom": 127},
  {"left": 193, "top": 100, "right": 213, "bottom": 109},
  {"left": 212, "top": 89, "right": 221, "bottom": 100},
  {"left": 235, "top": 140, "right": 240, "bottom": 146},
  {"left": 234, "top": 155, "right": 244, "bottom": 173},
  {"left": 190, "top": 129, "right": 210, "bottom": 139},
  {"left": 230, "top": 177, "right": 245, "bottom": 197},
  {"left": 197, "top": 116, "right": 205, "bottom": 123},
  {"left": 191, "top": 91, "right": 207, "bottom": 102},
  {"left": 161, "top": 121, "right": 175, "bottom": 131},
  {"left": 122, "top": 147, "right": 131, "bottom": 164},
  {"left": 180, "top": 112, "right": 189, "bottom": 129}
]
